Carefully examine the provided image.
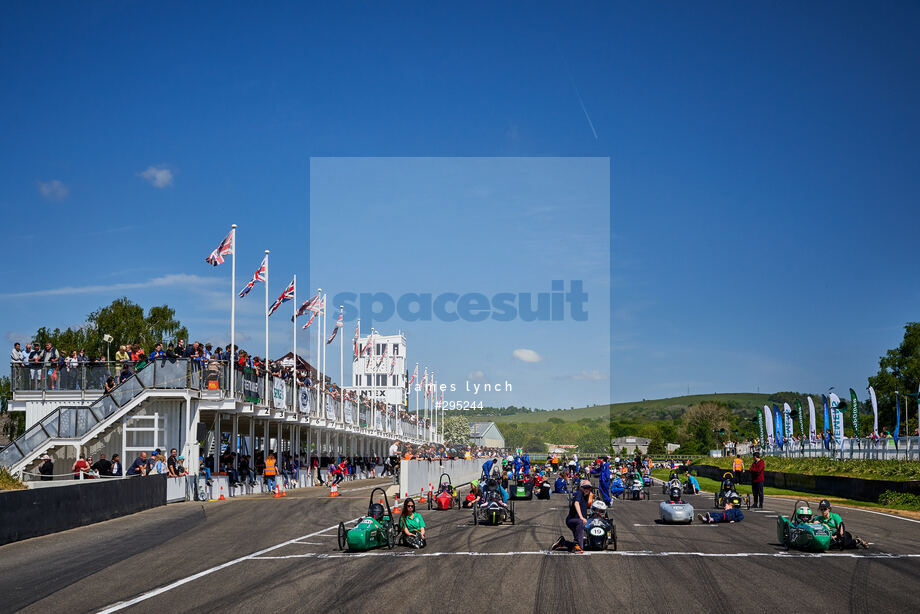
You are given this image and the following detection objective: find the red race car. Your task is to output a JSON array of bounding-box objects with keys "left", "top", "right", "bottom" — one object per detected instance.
[{"left": 428, "top": 473, "right": 462, "bottom": 510}]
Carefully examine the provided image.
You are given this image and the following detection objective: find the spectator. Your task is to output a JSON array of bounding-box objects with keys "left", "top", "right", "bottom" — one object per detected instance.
[
  {"left": 149, "top": 342, "right": 166, "bottom": 361},
  {"left": 118, "top": 363, "right": 132, "bottom": 384},
  {"left": 38, "top": 454, "right": 54, "bottom": 481},
  {"left": 750, "top": 451, "right": 765, "bottom": 509},
  {"left": 175, "top": 456, "right": 187, "bottom": 476},
  {"left": 115, "top": 345, "right": 129, "bottom": 363},
  {"left": 65, "top": 350, "right": 79, "bottom": 390},
  {"left": 72, "top": 454, "right": 91, "bottom": 479},
  {"left": 29, "top": 343, "right": 42, "bottom": 389},
  {"left": 104, "top": 376, "right": 117, "bottom": 394},
  {"left": 91, "top": 453, "right": 112, "bottom": 476},
  {"left": 10, "top": 342, "right": 23, "bottom": 364},
  {"left": 111, "top": 453, "right": 122, "bottom": 476},
  {"left": 77, "top": 348, "right": 89, "bottom": 364},
  {"left": 127, "top": 452, "right": 148, "bottom": 476},
  {"left": 42, "top": 342, "right": 59, "bottom": 390},
  {"left": 176, "top": 338, "right": 187, "bottom": 357},
  {"left": 149, "top": 453, "right": 166, "bottom": 475},
  {"left": 167, "top": 448, "right": 179, "bottom": 476},
  {"left": 166, "top": 343, "right": 178, "bottom": 359}
]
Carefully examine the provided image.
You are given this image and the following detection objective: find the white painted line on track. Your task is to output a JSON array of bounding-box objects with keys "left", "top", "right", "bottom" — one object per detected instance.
[
  {"left": 96, "top": 516, "right": 363, "bottom": 613},
  {"left": 248, "top": 550, "right": 920, "bottom": 560}
]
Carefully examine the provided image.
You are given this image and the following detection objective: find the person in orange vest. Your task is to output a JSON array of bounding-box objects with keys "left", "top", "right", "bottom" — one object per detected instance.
[
  {"left": 263, "top": 453, "right": 278, "bottom": 494},
  {"left": 732, "top": 455, "right": 744, "bottom": 485}
]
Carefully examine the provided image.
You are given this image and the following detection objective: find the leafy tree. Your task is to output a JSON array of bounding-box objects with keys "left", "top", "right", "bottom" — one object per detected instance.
[
  {"left": 0, "top": 375, "right": 24, "bottom": 442},
  {"left": 647, "top": 436, "right": 666, "bottom": 455},
  {"left": 33, "top": 297, "right": 188, "bottom": 357},
  {"left": 866, "top": 322, "right": 920, "bottom": 435},
  {"left": 443, "top": 415, "right": 472, "bottom": 446},
  {"left": 679, "top": 401, "right": 731, "bottom": 454},
  {"left": 523, "top": 436, "right": 546, "bottom": 453}
]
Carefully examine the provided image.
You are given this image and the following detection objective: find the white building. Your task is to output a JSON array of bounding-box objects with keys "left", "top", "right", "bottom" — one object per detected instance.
[{"left": 353, "top": 332, "right": 407, "bottom": 408}]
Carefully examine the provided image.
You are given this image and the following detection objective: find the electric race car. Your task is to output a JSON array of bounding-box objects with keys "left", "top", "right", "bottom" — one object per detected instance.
[
  {"left": 659, "top": 479, "right": 694, "bottom": 524},
  {"left": 473, "top": 482, "right": 516, "bottom": 526},
  {"left": 661, "top": 472, "right": 681, "bottom": 494},
  {"left": 626, "top": 473, "right": 650, "bottom": 500},
  {"left": 510, "top": 474, "right": 534, "bottom": 500},
  {"left": 776, "top": 500, "right": 832, "bottom": 552},
  {"left": 338, "top": 487, "right": 398, "bottom": 551},
  {"left": 584, "top": 500, "right": 617, "bottom": 550},
  {"left": 714, "top": 472, "right": 751, "bottom": 509},
  {"left": 535, "top": 476, "right": 552, "bottom": 500},
  {"left": 428, "top": 473, "right": 462, "bottom": 510}
]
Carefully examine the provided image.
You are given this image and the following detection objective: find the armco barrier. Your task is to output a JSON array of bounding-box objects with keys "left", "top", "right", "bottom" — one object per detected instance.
[
  {"left": 691, "top": 464, "right": 920, "bottom": 502},
  {"left": 399, "top": 458, "right": 487, "bottom": 499},
  {"left": 0, "top": 474, "right": 167, "bottom": 546}
]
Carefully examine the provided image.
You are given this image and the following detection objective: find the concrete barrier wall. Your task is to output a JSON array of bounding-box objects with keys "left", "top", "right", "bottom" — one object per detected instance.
[
  {"left": 399, "top": 458, "right": 486, "bottom": 498},
  {"left": 0, "top": 474, "right": 167, "bottom": 546}
]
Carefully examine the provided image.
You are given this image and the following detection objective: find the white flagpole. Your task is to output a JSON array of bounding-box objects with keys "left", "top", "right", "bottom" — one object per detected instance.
[
  {"left": 264, "top": 250, "right": 269, "bottom": 402},
  {"left": 415, "top": 362, "right": 419, "bottom": 438},
  {"left": 371, "top": 329, "right": 376, "bottom": 432},
  {"left": 230, "top": 224, "right": 237, "bottom": 399},
  {"left": 339, "top": 305, "right": 344, "bottom": 423},
  {"left": 293, "top": 274, "right": 297, "bottom": 416},
  {"left": 315, "top": 288, "right": 322, "bottom": 417},
  {"left": 321, "top": 294, "right": 327, "bottom": 418}
]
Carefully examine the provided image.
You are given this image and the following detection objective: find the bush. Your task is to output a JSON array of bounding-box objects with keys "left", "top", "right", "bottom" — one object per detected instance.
[
  {"left": 878, "top": 490, "right": 920, "bottom": 510},
  {"left": 0, "top": 467, "right": 26, "bottom": 491}
]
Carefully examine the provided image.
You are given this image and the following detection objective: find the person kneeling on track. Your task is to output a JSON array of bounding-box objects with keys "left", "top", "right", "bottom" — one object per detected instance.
[
  {"left": 698, "top": 498, "right": 744, "bottom": 524},
  {"left": 554, "top": 474, "right": 569, "bottom": 494},
  {"left": 816, "top": 499, "right": 868, "bottom": 549},
  {"left": 399, "top": 498, "right": 427, "bottom": 549},
  {"left": 552, "top": 479, "right": 594, "bottom": 553},
  {"left": 685, "top": 471, "right": 700, "bottom": 495},
  {"left": 464, "top": 481, "right": 481, "bottom": 508}
]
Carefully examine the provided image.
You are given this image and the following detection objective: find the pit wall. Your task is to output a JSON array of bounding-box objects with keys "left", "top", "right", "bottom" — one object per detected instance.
[{"left": 399, "top": 458, "right": 486, "bottom": 499}]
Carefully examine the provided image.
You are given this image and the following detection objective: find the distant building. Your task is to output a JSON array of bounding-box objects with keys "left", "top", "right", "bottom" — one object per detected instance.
[
  {"left": 611, "top": 436, "right": 651, "bottom": 455},
  {"left": 470, "top": 421, "right": 505, "bottom": 449}
]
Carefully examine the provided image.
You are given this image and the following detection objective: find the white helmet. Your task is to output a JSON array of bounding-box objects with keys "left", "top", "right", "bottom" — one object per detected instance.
[{"left": 591, "top": 500, "right": 608, "bottom": 513}]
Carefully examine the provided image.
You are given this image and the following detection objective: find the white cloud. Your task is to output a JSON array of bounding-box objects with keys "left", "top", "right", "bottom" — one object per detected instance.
[
  {"left": 0, "top": 274, "right": 219, "bottom": 299},
  {"left": 38, "top": 179, "right": 69, "bottom": 201},
  {"left": 512, "top": 349, "right": 543, "bottom": 363},
  {"left": 571, "top": 369, "right": 608, "bottom": 381},
  {"left": 139, "top": 165, "right": 174, "bottom": 188},
  {"left": 467, "top": 370, "right": 487, "bottom": 382}
]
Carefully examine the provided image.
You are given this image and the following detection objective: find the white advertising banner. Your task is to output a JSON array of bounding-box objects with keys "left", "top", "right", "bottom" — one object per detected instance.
[
  {"left": 325, "top": 394, "right": 336, "bottom": 421},
  {"left": 298, "top": 387, "right": 311, "bottom": 413},
  {"left": 344, "top": 400, "right": 354, "bottom": 425},
  {"left": 272, "top": 377, "right": 287, "bottom": 410}
]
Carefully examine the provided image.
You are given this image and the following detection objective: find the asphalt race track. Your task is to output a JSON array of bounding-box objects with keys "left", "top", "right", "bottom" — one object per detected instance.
[{"left": 2, "top": 478, "right": 920, "bottom": 614}]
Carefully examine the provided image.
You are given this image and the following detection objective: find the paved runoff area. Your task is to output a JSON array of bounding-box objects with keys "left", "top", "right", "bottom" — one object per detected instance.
[{"left": 3, "top": 478, "right": 920, "bottom": 613}]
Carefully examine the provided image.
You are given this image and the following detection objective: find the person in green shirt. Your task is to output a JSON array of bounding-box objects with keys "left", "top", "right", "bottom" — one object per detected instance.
[
  {"left": 399, "top": 498, "right": 427, "bottom": 549},
  {"left": 816, "top": 500, "right": 868, "bottom": 549}
]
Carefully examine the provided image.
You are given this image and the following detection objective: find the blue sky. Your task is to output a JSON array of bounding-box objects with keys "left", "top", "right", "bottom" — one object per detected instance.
[{"left": 2, "top": 2, "right": 920, "bottom": 407}]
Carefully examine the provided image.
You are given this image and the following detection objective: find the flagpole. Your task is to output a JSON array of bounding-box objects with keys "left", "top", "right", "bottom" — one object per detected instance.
[
  {"left": 315, "top": 288, "right": 322, "bottom": 418},
  {"left": 415, "top": 363, "right": 419, "bottom": 438},
  {"left": 264, "top": 250, "right": 269, "bottom": 402},
  {"left": 229, "top": 224, "right": 237, "bottom": 399},
  {"left": 339, "top": 305, "right": 344, "bottom": 424},
  {"left": 293, "top": 274, "right": 297, "bottom": 417},
  {"left": 372, "top": 329, "right": 376, "bottom": 433},
  {"left": 321, "top": 294, "right": 327, "bottom": 419}
]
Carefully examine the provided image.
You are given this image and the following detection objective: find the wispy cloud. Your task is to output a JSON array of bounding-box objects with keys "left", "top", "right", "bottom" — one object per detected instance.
[
  {"left": 0, "top": 274, "right": 219, "bottom": 299},
  {"left": 139, "top": 165, "right": 174, "bottom": 188},
  {"left": 467, "top": 369, "right": 487, "bottom": 382},
  {"left": 566, "top": 369, "right": 608, "bottom": 381},
  {"left": 513, "top": 348, "right": 543, "bottom": 363},
  {"left": 37, "top": 179, "right": 69, "bottom": 201}
]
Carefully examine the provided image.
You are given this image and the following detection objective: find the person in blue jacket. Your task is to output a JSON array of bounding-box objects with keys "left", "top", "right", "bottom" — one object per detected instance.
[
  {"left": 481, "top": 458, "right": 496, "bottom": 482},
  {"left": 512, "top": 455, "right": 523, "bottom": 479},
  {"left": 522, "top": 452, "right": 530, "bottom": 476},
  {"left": 554, "top": 474, "right": 569, "bottom": 493},
  {"left": 596, "top": 455, "right": 612, "bottom": 505}
]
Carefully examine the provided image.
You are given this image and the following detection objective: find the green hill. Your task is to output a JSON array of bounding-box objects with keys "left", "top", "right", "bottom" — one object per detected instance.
[{"left": 487, "top": 392, "right": 773, "bottom": 424}]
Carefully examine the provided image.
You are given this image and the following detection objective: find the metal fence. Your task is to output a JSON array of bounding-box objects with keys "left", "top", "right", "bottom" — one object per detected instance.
[{"left": 753, "top": 438, "right": 920, "bottom": 461}]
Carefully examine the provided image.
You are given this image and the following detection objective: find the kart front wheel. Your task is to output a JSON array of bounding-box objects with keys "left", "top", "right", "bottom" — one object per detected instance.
[
  {"left": 427, "top": 497, "right": 432, "bottom": 510},
  {"left": 782, "top": 525, "right": 790, "bottom": 551},
  {"left": 612, "top": 526, "right": 618, "bottom": 551},
  {"left": 386, "top": 523, "right": 397, "bottom": 549},
  {"left": 337, "top": 522, "right": 347, "bottom": 551},
  {"left": 473, "top": 510, "right": 478, "bottom": 526}
]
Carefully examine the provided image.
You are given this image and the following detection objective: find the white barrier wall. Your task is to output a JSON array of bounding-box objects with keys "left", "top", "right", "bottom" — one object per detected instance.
[{"left": 399, "top": 458, "right": 490, "bottom": 498}]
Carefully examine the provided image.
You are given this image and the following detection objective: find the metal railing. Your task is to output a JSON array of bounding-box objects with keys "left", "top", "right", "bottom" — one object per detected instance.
[{"left": 752, "top": 437, "right": 920, "bottom": 461}]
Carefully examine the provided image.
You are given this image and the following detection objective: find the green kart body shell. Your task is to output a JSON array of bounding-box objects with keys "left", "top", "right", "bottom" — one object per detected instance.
[
  {"left": 776, "top": 499, "right": 832, "bottom": 552},
  {"left": 338, "top": 487, "right": 398, "bottom": 551}
]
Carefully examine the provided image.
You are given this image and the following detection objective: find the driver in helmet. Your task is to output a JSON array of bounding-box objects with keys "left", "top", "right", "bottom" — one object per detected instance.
[
  {"left": 698, "top": 497, "right": 745, "bottom": 524},
  {"left": 668, "top": 486, "right": 683, "bottom": 504},
  {"left": 816, "top": 499, "right": 868, "bottom": 549},
  {"left": 368, "top": 502, "right": 385, "bottom": 522}
]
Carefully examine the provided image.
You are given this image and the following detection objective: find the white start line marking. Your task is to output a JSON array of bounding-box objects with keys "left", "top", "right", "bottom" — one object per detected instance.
[{"left": 247, "top": 550, "right": 920, "bottom": 560}]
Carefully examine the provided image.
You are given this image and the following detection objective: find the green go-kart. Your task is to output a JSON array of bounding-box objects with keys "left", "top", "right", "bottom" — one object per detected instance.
[
  {"left": 337, "top": 487, "right": 399, "bottom": 551},
  {"left": 776, "top": 500, "right": 832, "bottom": 552}
]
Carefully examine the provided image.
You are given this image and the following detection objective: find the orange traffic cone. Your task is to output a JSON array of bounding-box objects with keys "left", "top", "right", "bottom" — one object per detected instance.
[
  {"left": 281, "top": 480, "right": 288, "bottom": 497},
  {"left": 329, "top": 482, "right": 339, "bottom": 497},
  {"left": 419, "top": 485, "right": 428, "bottom": 504},
  {"left": 392, "top": 493, "right": 401, "bottom": 514},
  {"left": 274, "top": 482, "right": 281, "bottom": 498},
  {"left": 218, "top": 485, "right": 226, "bottom": 501}
]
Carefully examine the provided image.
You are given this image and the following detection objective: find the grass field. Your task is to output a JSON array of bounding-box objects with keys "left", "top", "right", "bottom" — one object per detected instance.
[{"left": 488, "top": 392, "right": 772, "bottom": 424}]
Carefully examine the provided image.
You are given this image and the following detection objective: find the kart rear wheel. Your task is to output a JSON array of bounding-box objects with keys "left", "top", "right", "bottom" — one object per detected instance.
[
  {"left": 745, "top": 495, "right": 751, "bottom": 510},
  {"left": 510, "top": 499, "right": 516, "bottom": 525},
  {"left": 612, "top": 526, "right": 618, "bottom": 551},
  {"left": 427, "top": 497, "right": 432, "bottom": 510},
  {"left": 337, "top": 522, "right": 347, "bottom": 551},
  {"left": 473, "top": 509, "right": 479, "bottom": 525},
  {"left": 386, "top": 523, "right": 397, "bottom": 549}
]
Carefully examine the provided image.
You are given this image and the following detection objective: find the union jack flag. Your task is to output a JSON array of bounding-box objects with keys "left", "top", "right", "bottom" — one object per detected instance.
[
  {"left": 205, "top": 229, "right": 234, "bottom": 266},
  {"left": 326, "top": 306, "right": 343, "bottom": 345},
  {"left": 301, "top": 311, "right": 317, "bottom": 329},
  {"left": 292, "top": 290, "right": 322, "bottom": 322},
  {"left": 268, "top": 277, "right": 295, "bottom": 316},
  {"left": 353, "top": 322, "right": 360, "bottom": 359},
  {"left": 408, "top": 364, "right": 418, "bottom": 388},
  {"left": 389, "top": 356, "right": 395, "bottom": 376},
  {"left": 362, "top": 332, "right": 374, "bottom": 356},
  {"left": 238, "top": 255, "right": 267, "bottom": 297}
]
